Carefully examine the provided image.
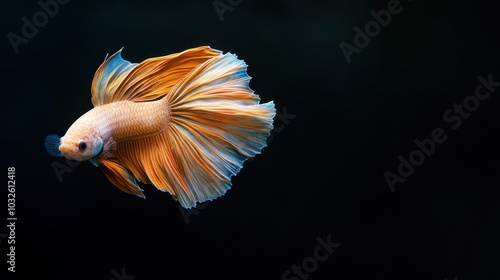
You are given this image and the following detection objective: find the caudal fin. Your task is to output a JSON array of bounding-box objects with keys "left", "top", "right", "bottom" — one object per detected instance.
[{"left": 160, "top": 52, "right": 275, "bottom": 207}]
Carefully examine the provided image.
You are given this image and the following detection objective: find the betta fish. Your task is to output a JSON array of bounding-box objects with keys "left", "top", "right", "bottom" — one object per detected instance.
[{"left": 45, "top": 46, "right": 275, "bottom": 208}]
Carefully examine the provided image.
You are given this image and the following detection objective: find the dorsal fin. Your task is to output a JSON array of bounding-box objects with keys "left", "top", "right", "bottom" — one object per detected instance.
[
  {"left": 91, "top": 48, "right": 137, "bottom": 106},
  {"left": 91, "top": 46, "right": 222, "bottom": 106}
]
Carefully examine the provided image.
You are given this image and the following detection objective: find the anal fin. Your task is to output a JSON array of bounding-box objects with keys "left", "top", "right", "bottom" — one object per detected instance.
[{"left": 99, "top": 158, "right": 145, "bottom": 198}]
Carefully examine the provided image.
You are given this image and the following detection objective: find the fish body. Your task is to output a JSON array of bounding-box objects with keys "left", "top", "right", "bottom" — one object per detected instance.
[
  {"left": 46, "top": 46, "right": 275, "bottom": 208},
  {"left": 59, "top": 99, "right": 169, "bottom": 161}
]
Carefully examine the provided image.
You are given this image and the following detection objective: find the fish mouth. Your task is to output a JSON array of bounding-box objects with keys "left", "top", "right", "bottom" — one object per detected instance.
[
  {"left": 59, "top": 143, "right": 81, "bottom": 161},
  {"left": 58, "top": 143, "right": 74, "bottom": 156}
]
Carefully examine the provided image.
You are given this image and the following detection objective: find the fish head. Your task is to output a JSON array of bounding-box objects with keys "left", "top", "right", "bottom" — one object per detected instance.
[{"left": 58, "top": 123, "right": 104, "bottom": 161}]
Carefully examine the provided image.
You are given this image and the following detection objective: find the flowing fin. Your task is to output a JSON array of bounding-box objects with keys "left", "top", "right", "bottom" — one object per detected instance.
[
  {"left": 99, "top": 158, "right": 145, "bottom": 198},
  {"left": 45, "top": 134, "right": 63, "bottom": 157},
  {"left": 91, "top": 48, "right": 136, "bottom": 106},
  {"left": 111, "top": 52, "right": 275, "bottom": 208},
  {"left": 91, "top": 46, "right": 222, "bottom": 106}
]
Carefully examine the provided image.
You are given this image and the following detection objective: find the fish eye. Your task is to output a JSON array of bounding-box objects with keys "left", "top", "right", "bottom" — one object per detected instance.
[{"left": 78, "top": 141, "right": 87, "bottom": 151}]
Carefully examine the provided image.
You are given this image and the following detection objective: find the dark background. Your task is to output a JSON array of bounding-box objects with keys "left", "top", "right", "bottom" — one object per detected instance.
[{"left": 2, "top": 0, "right": 500, "bottom": 279}]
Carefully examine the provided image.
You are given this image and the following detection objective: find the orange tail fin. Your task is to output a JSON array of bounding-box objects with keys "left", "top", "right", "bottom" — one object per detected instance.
[{"left": 157, "top": 52, "right": 276, "bottom": 207}]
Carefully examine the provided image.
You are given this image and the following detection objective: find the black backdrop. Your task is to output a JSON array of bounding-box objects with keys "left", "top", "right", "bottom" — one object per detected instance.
[{"left": 2, "top": 0, "right": 500, "bottom": 279}]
